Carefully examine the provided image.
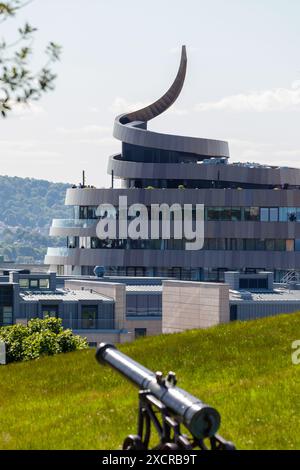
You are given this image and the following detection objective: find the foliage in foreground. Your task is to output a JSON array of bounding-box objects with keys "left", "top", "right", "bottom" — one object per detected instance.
[
  {"left": 0, "top": 317, "right": 88, "bottom": 363},
  {"left": 0, "top": 0, "right": 61, "bottom": 117}
]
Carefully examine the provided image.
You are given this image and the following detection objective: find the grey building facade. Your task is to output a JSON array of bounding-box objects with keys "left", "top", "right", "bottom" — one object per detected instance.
[{"left": 45, "top": 46, "right": 300, "bottom": 282}]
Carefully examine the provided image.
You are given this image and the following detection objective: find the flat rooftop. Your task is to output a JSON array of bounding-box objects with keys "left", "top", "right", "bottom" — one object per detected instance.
[
  {"left": 230, "top": 288, "right": 300, "bottom": 302},
  {"left": 19, "top": 289, "right": 113, "bottom": 302}
]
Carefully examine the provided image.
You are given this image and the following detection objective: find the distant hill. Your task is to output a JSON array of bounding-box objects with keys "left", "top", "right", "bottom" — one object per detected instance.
[
  {"left": 0, "top": 175, "right": 71, "bottom": 263},
  {"left": 0, "top": 312, "right": 299, "bottom": 449}
]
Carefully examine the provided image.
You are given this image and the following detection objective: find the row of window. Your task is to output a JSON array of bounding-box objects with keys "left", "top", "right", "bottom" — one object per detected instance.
[
  {"left": 41, "top": 305, "right": 114, "bottom": 329},
  {"left": 19, "top": 278, "right": 49, "bottom": 289},
  {"left": 67, "top": 236, "right": 300, "bottom": 251},
  {"left": 75, "top": 206, "right": 300, "bottom": 222}
]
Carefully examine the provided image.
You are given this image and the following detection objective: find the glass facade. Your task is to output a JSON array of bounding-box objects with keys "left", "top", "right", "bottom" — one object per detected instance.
[
  {"left": 126, "top": 294, "right": 162, "bottom": 317},
  {"left": 63, "top": 237, "right": 299, "bottom": 252},
  {"left": 73, "top": 205, "right": 300, "bottom": 222}
]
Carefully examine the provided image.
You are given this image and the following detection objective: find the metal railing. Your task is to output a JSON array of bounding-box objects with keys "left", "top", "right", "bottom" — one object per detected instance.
[
  {"left": 279, "top": 270, "right": 300, "bottom": 285},
  {"left": 62, "top": 318, "right": 115, "bottom": 330}
]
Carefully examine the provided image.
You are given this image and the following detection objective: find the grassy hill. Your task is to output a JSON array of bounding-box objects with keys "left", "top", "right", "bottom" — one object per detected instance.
[{"left": 0, "top": 313, "right": 299, "bottom": 450}]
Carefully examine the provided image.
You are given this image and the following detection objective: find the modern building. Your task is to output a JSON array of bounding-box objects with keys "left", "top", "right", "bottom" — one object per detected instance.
[
  {"left": 1, "top": 269, "right": 300, "bottom": 343},
  {"left": 46, "top": 45, "right": 300, "bottom": 282},
  {"left": 0, "top": 270, "right": 163, "bottom": 344}
]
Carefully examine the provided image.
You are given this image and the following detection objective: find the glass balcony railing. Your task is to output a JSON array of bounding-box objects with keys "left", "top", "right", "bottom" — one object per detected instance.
[
  {"left": 51, "top": 219, "right": 98, "bottom": 228},
  {"left": 46, "top": 247, "right": 74, "bottom": 257}
]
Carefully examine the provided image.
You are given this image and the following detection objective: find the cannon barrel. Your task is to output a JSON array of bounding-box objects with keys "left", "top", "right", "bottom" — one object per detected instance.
[{"left": 96, "top": 343, "right": 221, "bottom": 440}]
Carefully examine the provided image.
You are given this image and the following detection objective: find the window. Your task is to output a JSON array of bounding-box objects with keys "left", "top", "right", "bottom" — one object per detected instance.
[
  {"left": 260, "top": 208, "right": 269, "bottom": 222},
  {"left": 245, "top": 239, "right": 255, "bottom": 250},
  {"left": 258, "top": 279, "right": 268, "bottom": 289},
  {"left": 216, "top": 238, "right": 226, "bottom": 250},
  {"left": 2, "top": 307, "right": 13, "bottom": 325},
  {"left": 269, "top": 208, "right": 279, "bottom": 222},
  {"left": 30, "top": 279, "right": 38, "bottom": 288},
  {"left": 207, "top": 208, "right": 220, "bottom": 221},
  {"left": 67, "top": 236, "right": 78, "bottom": 248},
  {"left": 81, "top": 305, "right": 97, "bottom": 329},
  {"left": 136, "top": 296, "right": 147, "bottom": 316},
  {"left": 231, "top": 208, "right": 242, "bottom": 221},
  {"left": 42, "top": 305, "right": 58, "bottom": 318},
  {"left": 219, "top": 207, "right": 231, "bottom": 220},
  {"left": 265, "top": 239, "right": 275, "bottom": 251},
  {"left": 295, "top": 240, "right": 300, "bottom": 251},
  {"left": 286, "top": 240, "right": 294, "bottom": 251},
  {"left": 19, "top": 278, "right": 29, "bottom": 288},
  {"left": 279, "top": 208, "right": 287, "bottom": 222},
  {"left": 239, "top": 278, "right": 268, "bottom": 290},
  {"left": 256, "top": 239, "right": 265, "bottom": 251},
  {"left": 135, "top": 328, "right": 147, "bottom": 339},
  {"left": 244, "top": 207, "right": 259, "bottom": 221},
  {"left": 275, "top": 240, "right": 285, "bottom": 251},
  {"left": 287, "top": 208, "right": 297, "bottom": 222},
  {"left": 39, "top": 279, "right": 49, "bottom": 289},
  {"left": 57, "top": 265, "right": 64, "bottom": 276}
]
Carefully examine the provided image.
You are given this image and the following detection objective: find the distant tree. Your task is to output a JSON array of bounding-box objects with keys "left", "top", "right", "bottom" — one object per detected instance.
[{"left": 0, "top": 1, "right": 61, "bottom": 117}]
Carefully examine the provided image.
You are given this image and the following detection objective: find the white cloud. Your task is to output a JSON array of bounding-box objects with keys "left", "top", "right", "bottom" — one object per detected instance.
[
  {"left": 195, "top": 82, "right": 300, "bottom": 112},
  {"left": 109, "top": 97, "right": 149, "bottom": 115},
  {"left": 88, "top": 106, "right": 101, "bottom": 113},
  {"left": 74, "top": 137, "right": 116, "bottom": 146},
  {"left": 57, "top": 124, "right": 110, "bottom": 135},
  {"left": 0, "top": 139, "right": 62, "bottom": 161}
]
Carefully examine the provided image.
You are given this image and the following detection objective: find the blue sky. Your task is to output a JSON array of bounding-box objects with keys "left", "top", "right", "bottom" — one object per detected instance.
[{"left": 1, "top": 0, "right": 300, "bottom": 186}]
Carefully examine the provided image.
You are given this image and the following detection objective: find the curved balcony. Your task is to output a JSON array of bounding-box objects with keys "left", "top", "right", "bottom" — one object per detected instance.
[
  {"left": 45, "top": 246, "right": 300, "bottom": 271},
  {"left": 49, "top": 219, "right": 98, "bottom": 237},
  {"left": 108, "top": 154, "right": 300, "bottom": 188}
]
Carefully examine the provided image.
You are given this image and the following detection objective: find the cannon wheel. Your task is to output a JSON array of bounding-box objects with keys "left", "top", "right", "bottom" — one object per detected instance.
[{"left": 123, "top": 435, "right": 145, "bottom": 450}]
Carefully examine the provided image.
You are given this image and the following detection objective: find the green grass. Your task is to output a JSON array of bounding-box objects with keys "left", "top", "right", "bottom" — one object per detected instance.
[{"left": 0, "top": 313, "right": 300, "bottom": 450}]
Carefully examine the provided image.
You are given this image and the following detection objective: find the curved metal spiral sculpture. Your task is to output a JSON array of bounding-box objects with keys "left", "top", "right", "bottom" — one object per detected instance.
[{"left": 113, "top": 46, "right": 229, "bottom": 158}]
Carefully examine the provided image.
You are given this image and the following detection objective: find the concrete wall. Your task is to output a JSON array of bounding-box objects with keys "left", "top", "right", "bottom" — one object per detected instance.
[
  {"left": 162, "top": 280, "right": 230, "bottom": 333},
  {"left": 74, "top": 330, "right": 133, "bottom": 344},
  {"left": 124, "top": 317, "right": 162, "bottom": 336}
]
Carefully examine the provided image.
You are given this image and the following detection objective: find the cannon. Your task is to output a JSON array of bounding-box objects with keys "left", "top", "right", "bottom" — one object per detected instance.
[{"left": 96, "top": 343, "right": 235, "bottom": 450}]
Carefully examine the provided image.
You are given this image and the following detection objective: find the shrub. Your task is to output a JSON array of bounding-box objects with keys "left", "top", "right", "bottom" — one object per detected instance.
[
  {"left": 28, "top": 316, "right": 63, "bottom": 335},
  {"left": 57, "top": 329, "right": 87, "bottom": 353},
  {"left": 0, "top": 317, "right": 88, "bottom": 363}
]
